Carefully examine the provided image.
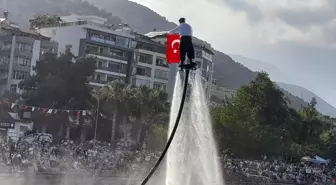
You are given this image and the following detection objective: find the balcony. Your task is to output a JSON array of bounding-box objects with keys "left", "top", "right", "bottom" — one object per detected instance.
[
  {"left": 155, "top": 59, "right": 168, "bottom": 68},
  {"left": 89, "top": 36, "right": 133, "bottom": 49},
  {"left": 86, "top": 50, "right": 129, "bottom": 61},
  {"left": 90, "top": 37, "right": 117, "bottom": 46},
  {"left": 96, "top": 65, "right": 127, "bottom": 74},
  {"left": 12, "top": 64, "right": 31, "bottom": 72},
  {"left": 135, "top": 68, "right": 151, "bottom": 78},
  {"left": 88, "top": 78, "right": 107, "bottom": 85},
  {"left": 89, "top": 77, "right": 125, "bottom": 85}
]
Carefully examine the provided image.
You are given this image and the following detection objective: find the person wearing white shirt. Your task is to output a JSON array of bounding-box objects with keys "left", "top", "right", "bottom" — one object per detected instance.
[{"left": 169, "top": 18, "right": 196, "bottom": 68}]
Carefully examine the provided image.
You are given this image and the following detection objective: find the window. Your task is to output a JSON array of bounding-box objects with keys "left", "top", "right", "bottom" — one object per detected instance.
[
  {"left": 139, "top": 43, "right": 154, "bottom": 51},
  {"left": 203, "top": 51, "right": 212, "bottom": 59},
  {"left": 0, "top": 56, "right": 9, "bottom": 65},
  {"left": 135, "top": 79, "right": 150, "bottom": 86},
  {"left": 99, "top": 47, "right": 104, "bottom": 54},
  {"left": 97, "top": 60, "right": 103, "bottom": 68},
  {"left": 136, "top": 67, "right": 151, "bottom": 77},
  {"left": 196, "top": 50, "right": 202, "bottom": 58},
  {"left": 155, "top": 58, "right": 168, "bottom": 67},
  {"left": 108, "top": 61, "right": 127, "bottom": 73},
  {"left": 109, "top": 48, "right": 125, "bottom": 59},
  {"left": 16, "top": 42, "right": 32, "bottom": 52},
  {"left": 12, "top": 70, "right": 30, "bottom": 80},
  {"left": 0, "top": 70, "right": 8, "bottom": 80},
  {"left": 131, "top": 41, "right": 137, "bottom": 48},
  {"left": 154, "top": 69, "right": 168, "bottom": 80},
  {"left": 212, "top": 79, "right": 217, "bottom": 85},
  {"left": 137, "top": 54, "right": 152, "bottom": 64},
  {"left": 86, "top": 44, "right": 98, "bottom": 54},
  {"left": 10, "top": 84, "right": 17, "bottom": 93},
  {"left": 15, "top": 56, "right": 30, "bottom": 66},
  {"left": 1, "top": 41, "right": 11, "bottom": 50},
  {"left": 107, "top": 75, "right": 119, "bottom": 82},
  {"left": 104, "top": 35, "right": 116, "bottom": 42},
  {"left": 96, "top": 74, "right": 101, "bottom": 80},
  {"left": 115, "top": 36, "right": 130, "bottom": 48},
  {"left": 154, "top": 82, "right": 167, "bottom": 91}
]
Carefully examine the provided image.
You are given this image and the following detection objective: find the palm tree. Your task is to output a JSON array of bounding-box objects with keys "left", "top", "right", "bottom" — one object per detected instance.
[
  {"left": 100, "top": 80, "right": 132, "bottom": 142},
  {"left": 91, "top": 87, "right": 104, "bottom": 142},
  {"left": 130, "top": 86, "right": 169, "bottom": 148}
]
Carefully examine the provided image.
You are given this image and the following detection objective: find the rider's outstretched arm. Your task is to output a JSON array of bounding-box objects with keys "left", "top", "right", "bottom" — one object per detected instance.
[{"left": 168, "top": 25, "right": 180, "bottom": 34}]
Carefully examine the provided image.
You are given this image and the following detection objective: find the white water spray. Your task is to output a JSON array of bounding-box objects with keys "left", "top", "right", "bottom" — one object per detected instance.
[{"left": 166, "top": 71, "right": 224, "bottom": 185}]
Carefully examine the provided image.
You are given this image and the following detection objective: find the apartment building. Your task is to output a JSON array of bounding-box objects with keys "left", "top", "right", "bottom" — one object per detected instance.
[
  {"left": 0, "top": 12, "right": 58, "bottom": 95},
  {"left": 145, "top": 31, "right": 215, "bottom": 100},
  {"left": 133, "top": 34, "right": 169, "bottom": 90},
  {"left": 36, "top": 14, "right": 172, "bottom": 92},
  {"left": 36, "top": 14, "right": 137, "bottom": 87}
]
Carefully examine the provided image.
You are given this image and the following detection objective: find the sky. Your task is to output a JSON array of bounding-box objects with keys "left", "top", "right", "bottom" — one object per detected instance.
[{"left": 131, "top": 0, "right": 336, "bottom": 107}]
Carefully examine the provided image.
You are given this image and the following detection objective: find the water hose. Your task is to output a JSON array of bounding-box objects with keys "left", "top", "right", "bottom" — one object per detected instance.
[{"left": 140, "top": 68, "right": 191, "bottom": 185}]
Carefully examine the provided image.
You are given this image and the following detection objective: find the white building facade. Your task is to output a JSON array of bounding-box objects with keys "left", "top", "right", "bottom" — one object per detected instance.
[
  {"left": 0, "top": 13, "right": 58, "bottom": 95},
  {"left": 36, "top": 15, "right": 214, "bottom": 100},
  {"left": 36, "top": 15, "right": 173, "bottom": 95},
  {"left": 132, "top": 34, "right": 169, "bottom": 90},
  {"left": 36, "top": 14, "right": 137, "bottom": 87}
]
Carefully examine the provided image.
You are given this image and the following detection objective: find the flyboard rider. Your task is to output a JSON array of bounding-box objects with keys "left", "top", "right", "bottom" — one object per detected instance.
[{"left": 168, "top": 18, "right": 197, "bottom": 69}]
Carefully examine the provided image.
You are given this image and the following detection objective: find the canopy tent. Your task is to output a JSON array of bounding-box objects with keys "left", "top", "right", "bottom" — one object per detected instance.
[{"left": 301, "top": 156, "right": 330, "bottom": 165}]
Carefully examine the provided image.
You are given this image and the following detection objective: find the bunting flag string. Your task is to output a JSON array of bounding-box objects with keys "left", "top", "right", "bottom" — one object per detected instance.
[
  {"left": 0, "top": 100, "right": 92, "bottom": 116},
  {"left": 0, "top": 100, "right": 115, "bottom": 121}
]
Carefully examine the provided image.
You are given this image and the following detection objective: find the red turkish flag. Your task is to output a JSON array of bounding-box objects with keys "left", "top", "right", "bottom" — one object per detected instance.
[{"left": 166, "top": 34, "right": 181, "bottom": 64}]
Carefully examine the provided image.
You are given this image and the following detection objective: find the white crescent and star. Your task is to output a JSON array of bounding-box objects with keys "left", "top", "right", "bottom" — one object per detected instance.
[{"left": 171, "top": 39, "right": 180, "bottom": 53}]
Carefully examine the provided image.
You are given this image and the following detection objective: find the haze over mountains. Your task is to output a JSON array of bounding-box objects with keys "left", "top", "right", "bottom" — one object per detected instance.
[
  {"left": 2, "top": 0, "right": 334, "bottom": 116},
  {"left": 231, "top": 55, "right": 336, "bottom": 117}
]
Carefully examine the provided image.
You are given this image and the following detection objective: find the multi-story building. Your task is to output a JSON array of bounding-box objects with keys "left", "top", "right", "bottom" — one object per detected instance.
[
  {"left": 132, "top": 34, "right": 169, "bottom": 90},
  {"left": 36, "top": 14, "right": 137, "bottom": 87},
  {"left": 145, "top": 31, "right": 215, "bottom": 101},
  {"left": 36, "top": 14, "right": 172, "bottom": 92},
  {"left": 0, "top": 12, "right": 58, "bottom": 95},
  {"left": 36, "top": 15, "right": 214, "bottom": 101}
]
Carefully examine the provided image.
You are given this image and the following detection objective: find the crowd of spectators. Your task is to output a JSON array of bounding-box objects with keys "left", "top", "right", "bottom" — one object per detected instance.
[
  {"left": 0, "top": 137, "right": 161, "bottom": 176},
  {"left": 1, "top": 135, "right": 336, "bottom": 185},
  {"left": 223, "top": 157, "right": 336, "bottom": 185}
]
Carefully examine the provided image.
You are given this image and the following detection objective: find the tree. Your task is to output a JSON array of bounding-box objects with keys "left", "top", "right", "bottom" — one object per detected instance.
[
  {"left": 29, "top": 14, "right": 63, "bottom": 29},
  {"left": 147, "top": 123, "right": 168, "bottom": 150},
  {"left": 130, "top": 86, "right": 169, "bottom": 149},
  {"left": 297, "top": 97, "right": 324, "bottom": 145},
  {"left": 212, "top": 72, "right": 292, "bottom": 158},
  {"left": 99, "top": 80, "right": 133, "bottom": 142},
  {"left": 20, "top": 52, "right": 96, "bottom": 110},
  {"left": 19, "top": 51, "right": 96, "bottom": 141},
  {"left": 234, "top": 72, "right": 290, "bottom": 128}
]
